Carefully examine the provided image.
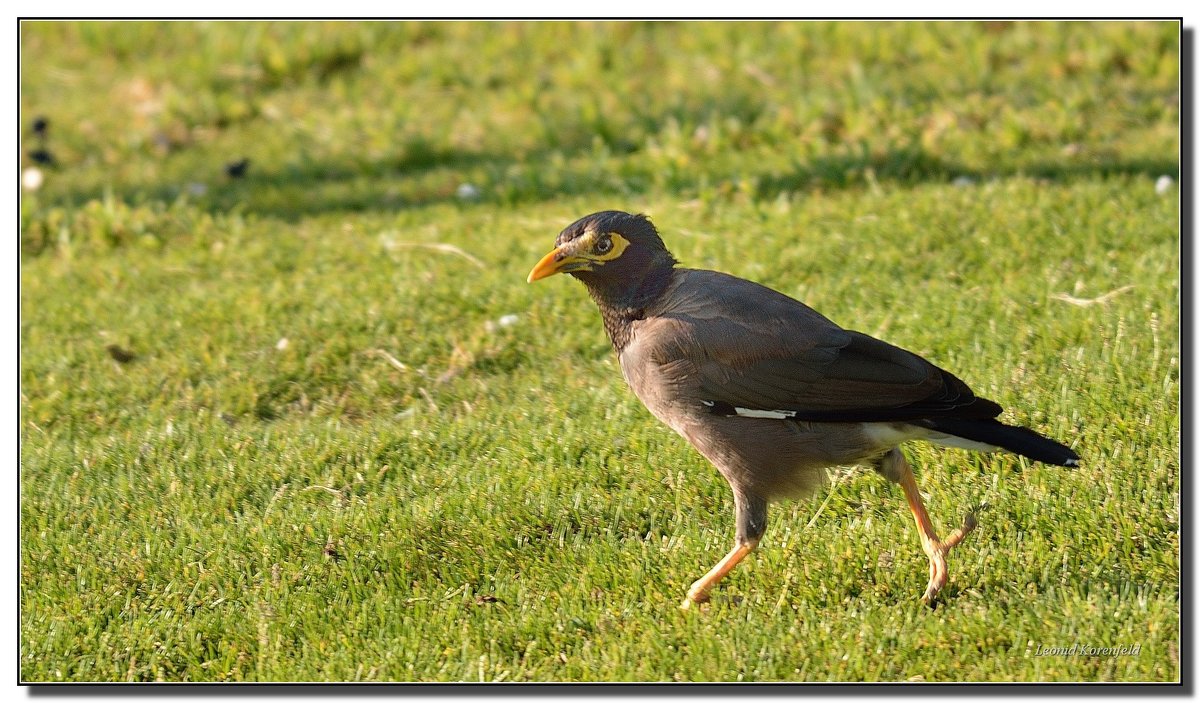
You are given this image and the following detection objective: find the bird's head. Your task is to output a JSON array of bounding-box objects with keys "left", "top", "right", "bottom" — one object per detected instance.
[{"left": 527, "top": 211, "right": 675, "bottom": 286}]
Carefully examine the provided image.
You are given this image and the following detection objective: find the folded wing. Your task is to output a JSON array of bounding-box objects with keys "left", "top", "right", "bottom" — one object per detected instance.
[{"left": 648, "top": 269, "right": 1002, "bottom": 423}]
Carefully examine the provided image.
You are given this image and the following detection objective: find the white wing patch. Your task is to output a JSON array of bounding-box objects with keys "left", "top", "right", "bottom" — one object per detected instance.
[
  {"left": 732, "top": 408, "right": 797, "bottom": 419},
  {"left": 701, "top": 400, "right": 797, "bottom": 420}
]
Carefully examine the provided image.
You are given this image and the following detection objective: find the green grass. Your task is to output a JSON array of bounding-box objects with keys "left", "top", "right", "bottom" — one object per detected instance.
[{"left": 20, "top": 20, "right": 1179, "bottom": 682}]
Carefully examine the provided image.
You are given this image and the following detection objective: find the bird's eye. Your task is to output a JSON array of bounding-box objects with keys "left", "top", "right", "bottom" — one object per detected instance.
[{"left": 595, "top": 236, "right": 613, "bottom": 254}]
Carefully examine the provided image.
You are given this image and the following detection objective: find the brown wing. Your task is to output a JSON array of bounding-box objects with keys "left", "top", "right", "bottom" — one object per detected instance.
[{"left": 643, "top": 269, "right": 1001, "bottom": 422}]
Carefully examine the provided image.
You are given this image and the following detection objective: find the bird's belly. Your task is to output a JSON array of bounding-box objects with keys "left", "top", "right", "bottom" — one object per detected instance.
[
  {"left": 620, "top": 356, "right": 890, "bottom": 501},
  {"left": 637, "top": 395, "right": 885, "bottom": 501},
  {"left": 687, "top": 415, "right": 887, "bottom": 500}
]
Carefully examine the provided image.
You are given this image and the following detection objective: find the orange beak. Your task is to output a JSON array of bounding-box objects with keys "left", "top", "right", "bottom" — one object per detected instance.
[
  {"left": 527, "top": 246, "right": 592, "bottom": 283},
  {"left": 527, "top": 247, "right": 564, "bottom": 283}
]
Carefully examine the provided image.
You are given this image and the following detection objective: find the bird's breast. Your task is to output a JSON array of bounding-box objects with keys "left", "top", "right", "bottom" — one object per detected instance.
[{"left": 619, "top": 350, "right": 705, "bottom": 438}]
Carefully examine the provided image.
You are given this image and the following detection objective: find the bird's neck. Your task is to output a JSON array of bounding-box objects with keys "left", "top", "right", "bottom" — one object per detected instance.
[{"left": 580, "top": 264, "right": 674, "bottom": 353}]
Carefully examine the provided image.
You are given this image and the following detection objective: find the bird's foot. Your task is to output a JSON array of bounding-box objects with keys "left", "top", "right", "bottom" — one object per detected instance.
[
  {"left": 918, "top": 511, "right": 978, "bottom": 606},
  {"left": 679, "top": 585, "right": 711, "bottom": 611},
  {"left": 678, "top": 540, "right": 758, "bottom": 611}
]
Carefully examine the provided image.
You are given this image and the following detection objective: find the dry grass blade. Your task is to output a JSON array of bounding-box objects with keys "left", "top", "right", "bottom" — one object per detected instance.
[
  {"left": 372, "top": 349, "right": 409, "bottom": 372},
  {"left": 384, "top": 241, "right": 485, "bottom": 269},
  {"left": 804, "top": 468, "right": 850, "bottom": 531},
  {"left": 418, "top": 387, "right": 440, "bottom": 412},
  {"left": 1051, "top": 284, "right": 1135, "bottom": 307}
]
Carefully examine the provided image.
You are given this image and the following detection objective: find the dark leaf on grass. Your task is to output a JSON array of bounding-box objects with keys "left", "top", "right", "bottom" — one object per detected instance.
[
  {"left": 105, "top": 344, "right": 136, "bottom": 364},
  {"left": 225, "top": 158, "right": 250, "bottom": 179},
  {"left": 29, "top": 148, "right": 55, "bottom": 166}
]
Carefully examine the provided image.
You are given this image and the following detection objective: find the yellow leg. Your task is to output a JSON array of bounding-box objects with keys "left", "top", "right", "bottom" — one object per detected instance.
[
  {"left": 883, "top": 448, "right": 974, "bottom": 602},
  {"left": 679, "top": 538, "right": 759, "bottom": 610},
  {"left": 895, "top": 457, "right": 977, "bottom": 604}
]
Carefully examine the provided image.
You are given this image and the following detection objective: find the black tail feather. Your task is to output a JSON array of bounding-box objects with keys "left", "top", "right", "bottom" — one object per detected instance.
[{"left": 927, "top": 418, "right": 1079, "bottom": 467}]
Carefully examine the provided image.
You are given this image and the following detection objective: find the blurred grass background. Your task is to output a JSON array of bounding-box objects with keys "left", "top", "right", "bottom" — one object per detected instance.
[{"left": 20, "top": 20, "right": 1178, "bottom": 682}]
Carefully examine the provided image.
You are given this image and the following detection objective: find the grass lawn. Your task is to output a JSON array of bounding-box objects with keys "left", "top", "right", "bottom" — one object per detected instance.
[{"left": 19, "top": 21, "right": 1179, "bottom": 682}]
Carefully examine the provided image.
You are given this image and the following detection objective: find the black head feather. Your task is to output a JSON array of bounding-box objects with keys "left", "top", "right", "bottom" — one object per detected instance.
[
  {"left": 556, "top": 210, "right": 665, "bottom": 250},
  {"left": 556, "top": 211, "right": 677, "bottom": 281},
  {"left": 556, "top": 210, "right": 678, "bottom": 351}
]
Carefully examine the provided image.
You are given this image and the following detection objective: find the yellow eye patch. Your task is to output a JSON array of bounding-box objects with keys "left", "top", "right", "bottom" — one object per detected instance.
[{"left": 587, "top": 232, "right": 631, "bottom": 262}]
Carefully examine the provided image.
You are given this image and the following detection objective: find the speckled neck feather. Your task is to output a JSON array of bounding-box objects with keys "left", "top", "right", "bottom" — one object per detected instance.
[{"left": 578, "top": 260, "right": 674, "bottom": 352}]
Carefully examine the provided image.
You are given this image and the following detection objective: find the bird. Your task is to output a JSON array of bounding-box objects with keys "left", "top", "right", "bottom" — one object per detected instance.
[
  {"left": 32, "top": 116, "right": 49, "bottom": 137},
  {"left": 527, "top": 210, "right": 1079, "bottom": 609}
]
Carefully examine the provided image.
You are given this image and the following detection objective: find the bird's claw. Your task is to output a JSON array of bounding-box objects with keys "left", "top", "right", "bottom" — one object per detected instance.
[
  {"left": 919, "top": 511, "right": 978, "bottom": 606},
  {"left": 680, "top": 588, "right": 710, "bottom": 611}
]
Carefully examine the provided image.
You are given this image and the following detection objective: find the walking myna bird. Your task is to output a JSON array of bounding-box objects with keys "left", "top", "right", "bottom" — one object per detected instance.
[{"left": 528, "top": 210, "right": 1079, "bottom": 609}]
